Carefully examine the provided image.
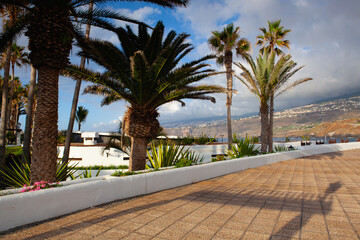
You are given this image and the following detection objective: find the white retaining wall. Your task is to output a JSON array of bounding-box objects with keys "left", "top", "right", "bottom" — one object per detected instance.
[
  {"left": 57, "top": 146, "right": 129, "bottom": 167},
  {"left": 1, "top": 142, "right": 359, "bottom": 232},
  {"left": 56, "top": 142, "right": 302, "bottom": 167}
]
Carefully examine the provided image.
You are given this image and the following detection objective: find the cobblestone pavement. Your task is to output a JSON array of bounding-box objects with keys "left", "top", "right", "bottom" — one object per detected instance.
[{"left": 1, "top": 149, "right": 360, "bottom": 240}]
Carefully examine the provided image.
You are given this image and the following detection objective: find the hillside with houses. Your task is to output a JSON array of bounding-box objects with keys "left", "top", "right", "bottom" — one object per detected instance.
[{"left": 164, "top": 95, "right": 360, "bottom": 138}]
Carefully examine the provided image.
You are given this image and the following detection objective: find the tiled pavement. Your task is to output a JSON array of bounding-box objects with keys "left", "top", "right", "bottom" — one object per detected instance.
[{"left": 1, "top": 149, "right": 360, "bottom": 240}]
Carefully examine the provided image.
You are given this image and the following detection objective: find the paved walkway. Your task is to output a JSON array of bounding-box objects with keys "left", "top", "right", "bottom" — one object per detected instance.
[{"left": 1, "top": 149, "right": 360, "bottom": 240}]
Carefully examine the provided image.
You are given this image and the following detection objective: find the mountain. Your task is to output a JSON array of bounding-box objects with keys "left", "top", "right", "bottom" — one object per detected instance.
[{"left": 164, "top": 95, "right": 360, "bottom": 138}]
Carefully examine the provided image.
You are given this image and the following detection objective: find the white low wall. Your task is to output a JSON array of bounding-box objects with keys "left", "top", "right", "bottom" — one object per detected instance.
[
  {"left": 1, "top": 142, "right": 359, "bottom": 232},
  {"left": 57, "top": 146, "right": 129, "bottom": 167}
]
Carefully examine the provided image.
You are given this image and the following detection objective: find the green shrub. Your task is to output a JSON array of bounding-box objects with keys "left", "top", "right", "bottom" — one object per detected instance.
[
  {"left": 194, "top": 133, "right": 215, "bottom": 145},
  {"left": 225, "top": 139, "right": 259, "bottom": 159},
  {"left": 182, "top": 151, "right": 204, "bottom": 165},
  {"left": 74, "top": 165, "right": 128, "bottom": 170},
  {"left": 274, "top": 145, "right": 288, "bottom": 152},
  {"left": 211, "top": 155, "right": 227, "bottom": 162},
  {"left": 175, "top": 158, "right": 193, "bottom": 168},
  {"left": 180, "top": 135, "right": 195, "bottom": 145},
  {"left": 249, "top": 136, "right": 259, "bottom": 144},
  {"left": 6, "top": 131, "right": 16, "bottom": 144},
  {"left": 111, "top": 171, "right": 137, "bottom": 177},
  {"left": 233, "top": 134, "right": 259, "bottom": 144},
  {"left": 285, "top": 136, "right": 290, "bottom": 142},
  {"left": 73, "top": 167, "right": 102, "bottom": 179}
]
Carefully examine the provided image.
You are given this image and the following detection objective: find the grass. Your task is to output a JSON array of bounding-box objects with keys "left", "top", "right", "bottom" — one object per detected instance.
[
  {"left": 5, "top": 146, "right": 22, "bottom": 157},
  {"left": 74, "top": 165, "right": 128, "bottom": 170}
]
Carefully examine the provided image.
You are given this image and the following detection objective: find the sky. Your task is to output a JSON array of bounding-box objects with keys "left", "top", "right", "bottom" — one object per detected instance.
[{"left": 7, "top": 0, "right": 360, "bottom": 132}]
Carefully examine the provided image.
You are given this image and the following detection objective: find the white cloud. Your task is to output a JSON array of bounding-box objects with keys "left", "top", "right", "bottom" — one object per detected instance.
[
  {"left": 168, "top": 0, "right": 360, "bottom": 120},
  {"left": 91, "top": 115, "right": 123, "bottom": 132}
]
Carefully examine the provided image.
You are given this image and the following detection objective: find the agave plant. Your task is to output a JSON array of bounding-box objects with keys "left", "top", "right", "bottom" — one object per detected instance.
[
  {"left": 225, "top": 139, "right": 259, "bottom": 159},
  {"left": 146, "top": 141, "right": 204, "bottom": 169},
  {"left": 146, "top": 142, "right": 188, "bottom": 169},
  {"left": 0, "top": 156, "right": 78, "bottom": 188},
  {"left": 76, "top": 167, "right": 102, "bottom": 179}
]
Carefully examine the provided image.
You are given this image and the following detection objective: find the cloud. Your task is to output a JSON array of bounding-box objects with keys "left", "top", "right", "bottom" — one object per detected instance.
[
  {"left": 91, "top": 115, "right": 123, "bottom": 132},
  {"left": 165, "top": 0, "right": 360, "bottom": 121},
  {"left": 12, "top": 1, "right": 360, "bottom": 132}
]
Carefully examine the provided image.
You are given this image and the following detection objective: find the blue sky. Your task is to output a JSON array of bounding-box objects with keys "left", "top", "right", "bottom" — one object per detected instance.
[{"left": 8, "top": 0, "right": 360, "bottom": 132}]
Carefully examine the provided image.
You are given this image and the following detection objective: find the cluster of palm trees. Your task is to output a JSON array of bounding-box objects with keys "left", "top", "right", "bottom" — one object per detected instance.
[
  {"left": 0, "top": 41, "right": 32, "bottom": 147},
  {"left": 0, "top": 0, "right": 223, "bottom": 182},
  {"left": 0, "top": 0, "right": 312, "bottom": 184},
  {"left": 209, "top": 20, "right": 312, "bottom": 153}
]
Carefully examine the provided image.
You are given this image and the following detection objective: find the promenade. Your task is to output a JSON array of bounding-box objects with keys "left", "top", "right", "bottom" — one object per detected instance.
[{"left": 1, "top": 149, "right": 360, "bottom": 240}]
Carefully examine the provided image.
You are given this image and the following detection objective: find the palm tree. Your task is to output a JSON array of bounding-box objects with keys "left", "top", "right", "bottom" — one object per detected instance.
[
  {"left": 0, "top": 0, "right": 188, "bottom": 183},
  {"left": 208, "top": 23, "right": 251, "bottom": 149},
  {"left": 63, "top": 21, "right": 225, "bottom": 171},
  {"left": 1, "top": 43, "right": 30, "bottom": 131},
  {"left": 256, "top": 20, "right": 292, "bottom": 151},
  {"left": 75, "top": 106, "right": 89, "bottom": 131},
  {"left": 10, "top": 80, "right": 27, "bottom": 145},
  {"left": 256, "top": 20, "right": 291, "bottom": 56},
  {"left": 235, "top": 49, "right": 312, "bottom": 152},
  {"left": 234, "top": 50, "right": 274, "bottom": 153},
  {"left": 22, "top": 66, "right": 36, "bottom": 162},
  {"left": 267, "top": 58, "right": 312, "bottom": 152},
  {"left": 63, "top": 1, "right": 191, "bottom": 166},
  {"left": 0, "top": 4, "right": 25, "bottom": 169}
]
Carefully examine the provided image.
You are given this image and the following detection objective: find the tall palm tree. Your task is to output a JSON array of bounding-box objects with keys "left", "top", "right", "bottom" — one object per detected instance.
[
  {"left": 63, "top": 21, "right": 225, "bottom": 171},
  {"left": 75, "top": 106, "right": 88, "bottom": 131},
  {"left": 234, "top": 50, "right": 274, "bottom": 153},
  {"left": 267, "top": 58, "right": 312, "bottom": 151},
  {"left": 208, "top": 23, "right": 251, "bottom": 149},
  {"left": 1, "top": 43, "right": 30, "bottom": 132},
  {"left": 10, "top": 79, "right": 27, "bottom": 145},
  {"left": 235, "top": 49, "right": 312, "bottom": 152},
  {"left": 256, "top": 20, "right": 292, "bottom": 151},
  {"left": 64, "top": 0, "right": 190, "bottom": 166},
  {"left": 0, "top": 0, "right": 188, "bottom": 183},
  {"left": 22, "top": 66, "right": 36, "bottom": 162},
  {"left": 256, "top": 20, "right": 291, "bottom": 56},
  {"left": 0, "top": 4, "right": 24, "bottom": 169}
]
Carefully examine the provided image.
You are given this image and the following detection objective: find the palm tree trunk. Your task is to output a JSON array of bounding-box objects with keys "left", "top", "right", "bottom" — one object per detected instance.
[
  {"left": 14, "top": 104, "right": 19, "bottom": 145},
  {"left": 78, "top": 122, "right": 81, "bottom": 131},
  {"left": 7, "top": 64, "right": 15, "bottom": 130},
  {"left": 268, "top": 94, "right": 274, "bottom": 152},
  {"left": 260, "top": 103, "right": 269, "bottom": 153},
  {"left": 22, "top": 66, "right": 36, "bottom": 162},
  {"left": 129, "top": 137, "right": 148, "bottom": 171},
  {"left": 30, "top": 67, "right": 59, "bottom": 183},
  {"left": 225, "top": 51, "right": 233, "bottom": 149},
  {"left": 0, "top": 45, "right": 12, "bottom": 168},
  {"left": 62, "top": 1, "right": 93, "bottom": 164}
]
